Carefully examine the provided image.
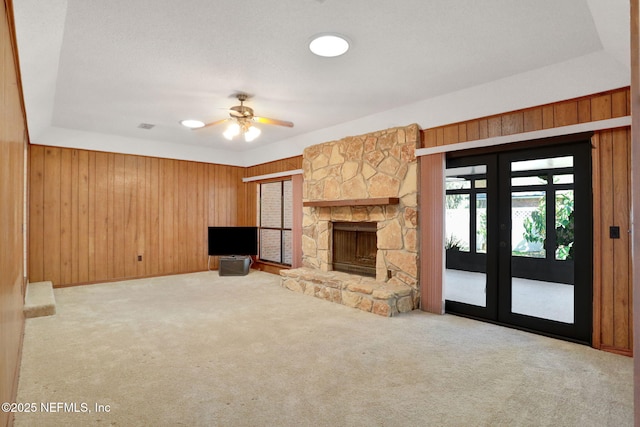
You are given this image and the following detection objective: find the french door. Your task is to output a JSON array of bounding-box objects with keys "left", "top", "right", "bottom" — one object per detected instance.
[{"left": 444, "top": 141, "right": 592, "bottom": 344}]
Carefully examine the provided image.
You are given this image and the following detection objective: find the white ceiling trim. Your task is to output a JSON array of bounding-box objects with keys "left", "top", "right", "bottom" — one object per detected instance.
[
  {"left": 37, "top": 126, "right": 246, "bottom": 166},
  {"left": 242, "top": 169, "right": 303, "bottom": 183}
]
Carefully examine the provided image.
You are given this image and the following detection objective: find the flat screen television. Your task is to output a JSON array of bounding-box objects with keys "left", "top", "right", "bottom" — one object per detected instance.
[{"left": 208, "top": 226, "right": 258, "bottom": 256}]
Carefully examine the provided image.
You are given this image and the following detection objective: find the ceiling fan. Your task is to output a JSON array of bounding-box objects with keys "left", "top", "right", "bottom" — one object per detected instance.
[{"left": 195, "top": 93, "right": 294, "bottom": 142}]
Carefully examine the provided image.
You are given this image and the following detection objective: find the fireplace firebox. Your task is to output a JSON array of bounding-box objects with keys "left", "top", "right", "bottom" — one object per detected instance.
[{"left": 332, "top": 222, "right": 377, "bottom": 277}]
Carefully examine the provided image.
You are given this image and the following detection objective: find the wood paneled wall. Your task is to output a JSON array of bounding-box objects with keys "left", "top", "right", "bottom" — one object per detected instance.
[
  {"left": 29, "top": 146, "right": 248, "bottom": 286},
  {"left": 245, "top": 156, "right": 303, "bottom": 177},
  {"left": 592, "top": 129, "right": 632, "bottom": 355},
  {"left": 422, "top": 88, "right": 630, "bottom": 147},
  {"left": 421, "top": 87, "right": 633, "bottom": 354},
  {"left": 1, "top": 1, "right": 27, "bottom": 426}
]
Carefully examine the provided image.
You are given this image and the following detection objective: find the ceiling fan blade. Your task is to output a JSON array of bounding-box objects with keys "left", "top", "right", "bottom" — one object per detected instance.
[
  {"left": 254, "top": 116, "right": 294, "bottom": 128},
  {"left": 199, "top": 118, "right": 229, "bottom": 129}
]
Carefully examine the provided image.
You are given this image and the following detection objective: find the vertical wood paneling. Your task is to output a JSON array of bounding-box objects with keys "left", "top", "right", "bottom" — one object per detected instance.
[
  {"left": 422, "top": 88, "right": 630, "bottom": 149},
  {"left": 599, "top": 131, "right": 615, "bottom": 347},
  {"left": 124, "top": 155, "right": 137, "bottom": 278},
  {"left": 458, "top": 124, "right": 468, "bottom": 142},
  {"left": 502, "top": 112, "right": 523, "bottom": 135},
  {"left": 135, "top": 156, "right": 146, "bottom": 277},
  {"left": 542, "top": 105, "right": 554, "bottom": 128},
  {"left": 87, "top": 151, "right": 96, "bottom": 282},
  {"left": 436, "top": 128, "right": 445, "bottom": 146},
  {"left": 29, "top": 147, "right": 247, "bottom": 286},
  {"left": 78, "top": 150, "right": 89, "bottom": 283},
  {"left": 70, "top": 150, "right": 79, "bottom": 283},
  {"left": 487, "top": 116, "right": 501, "bottom": 137},
  {"left": 612, "top": 91, "right": 627, "bottom": 117},
  {"left": 554, "top": 101, "right": 578, "bottom": 127},
  {"left": 443, "top": 125, "right": 458, "bottom": 145},
  {"left": 197, "top": 163, "right": 206, "bottom": 268},
  {"left": 177, "top": 160, "right": 186, "bottom": 271},
  {"left": 43, "top": 148, "right": 61, "bottom": 285},
  {"left": 523, "top": 108, "right": 543, "bottom": 132},
  {"left": 591, "top": 128, "right": 633, "bottom": 354},
  {"left": 466, "top": 121, "right": 480, "bottom": 141},
  {"left": 591, "top": 134, "right": 602, "bottom": 349},
  {"left": 1, "top": 2, "right": 28, "bottom": 424},
  {"left": 478, "top": 120, "right": 488, "bottom": 139},
  {"left": 113, "top": 154, "right": 126, "bottom": 279},
  {"left": 162, "top": 158, "right": 175, "bottom": 273},
  {"left": 148, "top": 157, "right": 160, "bottom": 275},
  {"left": 60, "top": 149, "right": 72, "bottom": 284},
  {"left": 94, "top": 152, "right": 109, "bottom": 281},
  {"left": 591, "top": 94, "right": 612, "bottom": 120},
  {"left": 612, "top": 129, "right": 630, "bottom": 349},
  {"left": 107, "top": 153, "right": 116, "bottom": 279},
  {"left": 423, "top": 129, "right": 437, "bottom": 148},
  {"left": 578, "top": 99, "right": 591, "bottom": 123},
  {"left": 187, "top": 161, "right": 198, "bottom": 272},
  {"left": 29, "top": 145, "right": 44, "bottom": 280},
  {"left": 245, "top": 156, "right": 303, "bottom": 177}
]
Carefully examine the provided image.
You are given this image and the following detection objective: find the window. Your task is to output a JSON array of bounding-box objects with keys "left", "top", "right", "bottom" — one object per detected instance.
[{"left": 258, "top": 180, "right": 292, "bottom": 265}]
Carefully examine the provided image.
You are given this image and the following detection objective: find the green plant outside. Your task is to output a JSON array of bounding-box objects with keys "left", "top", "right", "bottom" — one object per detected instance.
[{"left": 522, "top": 191, "right": 574, "bottom": 260}]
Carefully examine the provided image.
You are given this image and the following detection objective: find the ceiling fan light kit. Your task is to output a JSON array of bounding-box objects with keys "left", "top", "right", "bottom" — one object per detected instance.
[
  {"left": 223, "top": 121, "right": 261, "bottom": 142},
  {"left": 186, "top": 93, "right": 293, "bottom": 143}
]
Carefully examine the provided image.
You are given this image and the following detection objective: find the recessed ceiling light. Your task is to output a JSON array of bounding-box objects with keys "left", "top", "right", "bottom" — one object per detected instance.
[
  {"left": 180, "top": 119, "right": 205, "bottom": 129},
  {"left": 309, "top": 34, "right": 350, "bottom": 57}
]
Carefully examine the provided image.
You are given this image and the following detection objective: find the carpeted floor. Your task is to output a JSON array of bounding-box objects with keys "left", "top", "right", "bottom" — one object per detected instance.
[{"left": 14, "top": 271, "right": 632, "bottom": 426}]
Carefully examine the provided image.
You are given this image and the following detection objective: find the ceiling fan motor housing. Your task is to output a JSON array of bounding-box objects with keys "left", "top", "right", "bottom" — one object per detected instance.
[{"left": 230, "top": 105, "right": 254, "bottom": 118}]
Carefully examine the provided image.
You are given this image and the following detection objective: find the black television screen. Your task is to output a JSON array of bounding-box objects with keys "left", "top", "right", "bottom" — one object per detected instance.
[{"left": 208, "top": 226, "right": 258, "bottom": 256}]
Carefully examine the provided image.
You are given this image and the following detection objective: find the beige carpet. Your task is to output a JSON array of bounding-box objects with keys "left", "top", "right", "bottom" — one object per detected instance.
[{"left": 15, "top": 271, "right": 632, "bottom": 426}]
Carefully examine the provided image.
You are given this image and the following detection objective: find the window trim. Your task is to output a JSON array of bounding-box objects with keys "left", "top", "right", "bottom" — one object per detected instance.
[{"left": 258, "top": 179, "right": 292, "bottom": 266}]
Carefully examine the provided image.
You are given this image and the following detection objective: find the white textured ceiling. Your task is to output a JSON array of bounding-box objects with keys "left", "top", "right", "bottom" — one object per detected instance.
[{"left": 12, "top": 0, "right": 630, "bottom": 166}]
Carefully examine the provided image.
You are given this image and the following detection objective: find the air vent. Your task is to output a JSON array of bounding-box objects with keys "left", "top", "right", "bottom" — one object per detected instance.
[{"left": 138, "top": 123, "right": 155, "bottom": 130}]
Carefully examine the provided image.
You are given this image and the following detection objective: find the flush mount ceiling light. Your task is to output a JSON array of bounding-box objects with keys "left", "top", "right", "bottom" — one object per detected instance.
[
  {"left": 309, "top": 33, "right": 350, "bottom": 57},
  {"left": 180, "top": 119, "right": 205, "bottom": 129}
]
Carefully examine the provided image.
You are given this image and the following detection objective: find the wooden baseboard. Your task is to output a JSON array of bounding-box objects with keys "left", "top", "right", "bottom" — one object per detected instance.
[
  {"left": 252, "top": 261, "right": 289, "bottom": 275},
  {"left": 51, "top": 269, "right": 211, "bottom": 288},
  {"left": 599, "top": 345, "right": 633, "bottom": 357}
]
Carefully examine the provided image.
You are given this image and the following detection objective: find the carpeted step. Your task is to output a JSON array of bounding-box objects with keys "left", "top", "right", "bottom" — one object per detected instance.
[{"left": 24, "top": 281, "right": 56, "bottom": 318}]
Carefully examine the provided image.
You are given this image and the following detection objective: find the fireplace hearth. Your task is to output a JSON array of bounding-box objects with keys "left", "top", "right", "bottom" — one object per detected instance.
[{"left": 332, "top": 222, "right": 377, "bottom": 277}]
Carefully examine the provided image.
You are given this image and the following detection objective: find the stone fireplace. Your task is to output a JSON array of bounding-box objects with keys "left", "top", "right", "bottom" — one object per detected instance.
[{"left": 280, "top": 124, "right": 420, "bottom": 316}]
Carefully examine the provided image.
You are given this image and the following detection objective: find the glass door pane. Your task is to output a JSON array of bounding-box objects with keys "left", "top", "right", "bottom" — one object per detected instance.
[
  {"left": 509, "top": 157, "right": 575, "bottom": 324},
  {"left": 445, "top": 164, "right": 488, "bottom": 308}
]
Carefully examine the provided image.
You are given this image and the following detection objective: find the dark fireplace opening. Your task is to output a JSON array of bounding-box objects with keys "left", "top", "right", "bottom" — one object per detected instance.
[{"left": 332, "top": 222, "right": 377, "bottom": 277}]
